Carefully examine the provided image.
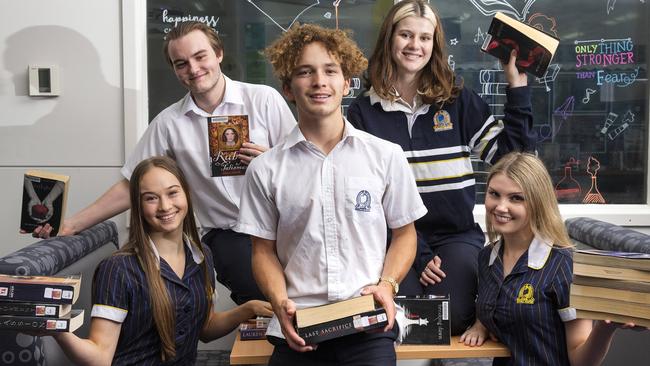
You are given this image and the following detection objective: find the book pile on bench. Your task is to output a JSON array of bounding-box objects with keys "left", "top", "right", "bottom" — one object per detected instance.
[
  {"left": 0, "top": 273, "right": 84, "bottom": 332},
  {"left": 570, "top": 249, "right": 650, "bottom": 327},
  {"left": 239, "top": 316, "right": 270, "bottom": 340}
]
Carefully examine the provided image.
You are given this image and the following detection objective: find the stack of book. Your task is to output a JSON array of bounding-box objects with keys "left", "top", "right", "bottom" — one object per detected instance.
[
  {"left": 0, "top": 274, "right": 84, "bottom": 332},
  {"left": 294, "top": 295, "right": 387, "bottom": 344},
  {"left": 239, "top": 316, "right": 270, "bottom": 340},
  {"left": 570, "top": 249, "right": 650, "bottom": 327}
]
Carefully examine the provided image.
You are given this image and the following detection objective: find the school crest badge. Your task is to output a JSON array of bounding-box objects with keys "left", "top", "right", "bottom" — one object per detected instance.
[
  {"left": 433, "top": 110, "right": 453, "bottom": 132},
  {"left": 355, "top": 190, "right": 371, "bottom": 212},
  {"left": 516, "top": 283, "right": 535, "bottom": 304}
]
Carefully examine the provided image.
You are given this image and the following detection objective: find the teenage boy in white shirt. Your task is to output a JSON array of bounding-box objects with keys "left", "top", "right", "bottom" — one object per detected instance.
[{"left": 236, "top": 24, "right": 427, "bottom": 365}]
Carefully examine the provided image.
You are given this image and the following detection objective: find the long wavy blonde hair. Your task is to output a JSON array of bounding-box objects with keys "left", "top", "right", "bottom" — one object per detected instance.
[
  {"left": 486, "top": 152, "right": 571, "bottom": 248},
  {"left": 366, "top": 0, "right": 462, "bottom": 106}
]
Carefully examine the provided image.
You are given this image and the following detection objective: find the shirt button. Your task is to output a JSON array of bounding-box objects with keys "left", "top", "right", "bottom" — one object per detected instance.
[
  {"left": 184, "top": 305, "right": 191, "bottom": 313},
  {"left": 327, "top": 218, "right": 333, "bottom": 223},
  {"left": 179, "top": 329, "right": 185, "bottom": 336}
]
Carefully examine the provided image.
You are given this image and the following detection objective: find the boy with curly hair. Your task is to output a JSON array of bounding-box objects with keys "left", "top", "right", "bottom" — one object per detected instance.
[{"left": 236, "top": 24, "right": 427, "bottom": 365}]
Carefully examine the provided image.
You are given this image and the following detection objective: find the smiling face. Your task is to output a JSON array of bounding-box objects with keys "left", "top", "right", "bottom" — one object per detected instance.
[
  {"left": 139, "top": 167, "right": 188, "bottom": 238},
  {"left": 485, "top": 173, "right": 533, "bottom": 243},
  {"left": 391, "top": 15, "right": 435, "bottom": 79},
  {"left": 168, "top": 30, "right": 223, "bottom": 98},
  {"left": 283, "top": 42, "right": 350, "bottom": 124}
]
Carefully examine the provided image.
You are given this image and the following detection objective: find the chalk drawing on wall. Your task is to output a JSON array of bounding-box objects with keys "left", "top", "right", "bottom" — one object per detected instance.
[
  {"left": 247, "top": 0, "right": 320, "bottom": 32},
  {"left": 535, "top": 63, "right": 560, "bottom": 91},
  {"left": 474, "top": 27, "right": 488, "bottom": 43},
  {"left": 527, "top": 13, "right": 558, "bottom": 37},
  {"left": 555, "top": 157, "right": 582, "bottom": 203},
  {"left": 468, "top": 0, "right": 537, "bottom": 21},
  {"left": 583, "top": 156, "right": 606, "bottom": 204},
  {"left": 582, "top": 88, "right": 597, "bottom": 104},
  {"left": 607, "top": 0, "right": 617, "bottom": 14}
]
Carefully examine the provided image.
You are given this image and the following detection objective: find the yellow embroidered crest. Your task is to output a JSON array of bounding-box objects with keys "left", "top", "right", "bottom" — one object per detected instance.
[
  {"left": 432, "top": 110, "right": 453, "bottom": 132},
  {"left": 516, "top": 283, "right": 535, "bottom": 304}
]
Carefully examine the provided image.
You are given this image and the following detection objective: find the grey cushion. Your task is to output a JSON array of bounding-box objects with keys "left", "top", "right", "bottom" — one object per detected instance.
[
  {"left": 0, "top": 221, "right": 118, "bottom": 276},
  {"left": 565, "top": 217, "right": 650, "bottom": 254}
]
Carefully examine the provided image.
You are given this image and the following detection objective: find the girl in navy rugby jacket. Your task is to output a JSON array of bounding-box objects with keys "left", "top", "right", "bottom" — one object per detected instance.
[{"left": 347, "top": 0, "right": 536, "bottom": 335}]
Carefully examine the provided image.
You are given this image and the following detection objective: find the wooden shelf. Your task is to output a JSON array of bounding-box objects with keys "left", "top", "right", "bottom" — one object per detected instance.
[{"left": 230, "top": 333, "right": 510, "bottom": 364}]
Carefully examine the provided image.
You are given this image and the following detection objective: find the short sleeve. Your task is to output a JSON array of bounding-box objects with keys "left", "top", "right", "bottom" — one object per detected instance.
[
  {"left": 553, "top": 251, "right": 576, "bottom": 322},
  {"left": 120, "top": 116, "right": 172, "bottom": 180},
  {"left": 91, "top": 257, "right": 130, "bottom": 323},
  {"left": 235, "top": 158, "right": 279, "bottom": 240},
  {"left": 382, "top": 143, "right": 428, "bottom": 229}
]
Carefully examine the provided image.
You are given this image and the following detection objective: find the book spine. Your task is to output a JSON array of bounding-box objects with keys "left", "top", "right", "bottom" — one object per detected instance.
[
  {"left": 240, "top": 328, "right": 267, "bottom": 340},
  {"left": 297, "top": 309, "right": 388, "bottom": 344},
  {"left": 573, "top": 263, "right": 650, "bottom": 283},
  {"left": 0, "top": 302, "right": 63, "bottom": 317},
  {"left": 0, "top": 283, "right": 76, "bottom": 304},
  {"left": 0, "top": 315, "right": 71, "bottom": 332}
]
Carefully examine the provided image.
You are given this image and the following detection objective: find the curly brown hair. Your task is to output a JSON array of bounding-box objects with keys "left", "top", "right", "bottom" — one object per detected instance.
[
  {"left": 367, "top": 0, "right": 462, "bottom": 106},
  {"left": 265, "top": 24, "right": 368, "bottom": 88}
]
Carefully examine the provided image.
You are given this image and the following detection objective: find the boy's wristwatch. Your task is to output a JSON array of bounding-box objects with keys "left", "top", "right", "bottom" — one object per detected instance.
[{"left": 378, "top": 276, "right": 399, "bottom": 295}]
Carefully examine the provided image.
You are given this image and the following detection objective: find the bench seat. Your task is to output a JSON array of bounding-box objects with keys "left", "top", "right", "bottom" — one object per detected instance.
[{"left": 230, "top": 334, "right": 510, "bottom": 365}]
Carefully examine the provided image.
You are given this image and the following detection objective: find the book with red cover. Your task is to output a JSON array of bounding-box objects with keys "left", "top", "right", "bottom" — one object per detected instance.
[
  {"left": 20, "top": 170, "right": 69, "bottom": 236},
  {"left": 481, "top": 12, "right": 560, "bottom": 77}
]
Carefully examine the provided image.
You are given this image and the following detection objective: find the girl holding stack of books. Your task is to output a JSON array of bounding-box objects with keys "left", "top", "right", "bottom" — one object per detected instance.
[
  {"left": 460, "top": 152, "right": 637, "bottom": 365},
  {"left": 49, "top": 156, "right": 271, "bottom": 365}
]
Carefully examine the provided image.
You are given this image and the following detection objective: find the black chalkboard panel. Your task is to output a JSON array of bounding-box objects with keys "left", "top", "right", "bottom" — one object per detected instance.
[{"left": 147, "top": 0, "right": 648, "bottom": 204}]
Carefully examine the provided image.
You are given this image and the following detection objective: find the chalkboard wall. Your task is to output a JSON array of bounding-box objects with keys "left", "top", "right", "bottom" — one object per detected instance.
[{"left": 147, "top": 0, "right": 649, "bottom": 204}]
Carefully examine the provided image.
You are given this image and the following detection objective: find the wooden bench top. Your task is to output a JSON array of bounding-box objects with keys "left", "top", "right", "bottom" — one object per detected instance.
[{"left": 230, "top": 333, "right": 510, "bottom": 365}]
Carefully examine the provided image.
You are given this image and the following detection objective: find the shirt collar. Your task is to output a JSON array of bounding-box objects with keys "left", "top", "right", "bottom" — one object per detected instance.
[
  {"left": 179, "top": 75, "right": 244, "bottom": 117},
  {"left": 282, "top": 117, "right": 362, "bottom": 150},
  {"left": 147, "top": 234, "right": 205, "bottom": 266},
  {"left": 367, "top": 87, "right": 423, "bottom": 114},
  {"left": 488, "top": 235, "right": 553, "bottom": 270}
]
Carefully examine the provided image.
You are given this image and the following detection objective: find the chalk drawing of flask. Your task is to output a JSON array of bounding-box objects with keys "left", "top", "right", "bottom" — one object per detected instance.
[
  {"left": 555, "top": 158, "right": 581, "bottom": 203},
  {"left": 583, "top": 157, "right": 606, "bottom": 204}
]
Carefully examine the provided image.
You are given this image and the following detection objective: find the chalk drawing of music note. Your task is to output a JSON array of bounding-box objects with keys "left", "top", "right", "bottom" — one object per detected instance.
[
  {"left": 582, "top": 88, "right": 597, "bottom": 104},
  {"left": 247, "top": 0, "right": 320, "bottom": 32},
  {"left": 474, "top": 27, "right": 488, "bottom": 43},
  {"left": 468, "top": 0, "right": 537, "bottom": 21},
  {"left": 448, "top": 55, "right": 456, "bottom": 71}
]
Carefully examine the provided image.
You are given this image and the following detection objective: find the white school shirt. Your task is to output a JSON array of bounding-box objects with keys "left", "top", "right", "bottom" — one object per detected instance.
[
  {"left": 236, "top": 120, "right": 427, "bottom": 338},
  {"left": 122, "top": 75, "right": 296, "bottom": 231}
]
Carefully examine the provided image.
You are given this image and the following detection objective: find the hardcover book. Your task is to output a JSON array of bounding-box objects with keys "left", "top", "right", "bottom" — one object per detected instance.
[
  {"left": 239, "top": 327, "right": 267, "bottom": 340},
  {"left": 0, "top": 309, "right": 84, "bottom": 332},
  {"left": 20, "top": 170, "right": 70, "bottom": 236},
  {"left": 574, "top": 249, "right": 650, "bottom": 271},
  {"left": 573, "top": 262, "right": 650, "bottom": 283},
  {"left": 570, "top": 284, "right": 650, "bottom": 303},
  {"left": 570, "top": 294, "right": 650, "bottom": 320},
  {"left": 207, "top": 115, "right": 250, "bottom": 177},
  {"left": 295, "top": 295, "right": 378, "bottom": 328},
  {"left": 573, "top": 275, "right": 650, "bottom": 293},
  {"left": 481, "top": 12, "right": 560, "bottom": 77},
  {"left": 0, "top": 274, "right": 81, "bottom": 304},
  {"left": 295, "top": 295, "right": 387, "bottom": 344},
  {"left": 395, "top": 295, "right": 451, "bottom": 345},
  {"left": 0, "top": 301, "right": 71, "bottom": 318},
  {"left": 576, "top": 309, "right": 650, "bottom": 328},
  {"left": 296, "top": 308, "right": 387, "bottom": 344}
]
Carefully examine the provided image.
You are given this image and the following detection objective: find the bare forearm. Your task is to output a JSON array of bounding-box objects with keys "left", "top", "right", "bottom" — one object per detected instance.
[
  {"left": 569, "top": 321, "right": 617, "bottom": 366},
  {"left": 200, "top": 304, "right": 256, "bottom": 342},
  {"left": 53, "top": 333, "right": 113, "bottom": 366},
  {"left": 66, "top": 179, "right": 130, "bottom": 234},
  {"left": 383, "top": 223, "right": 417, "bottom": 282},
  {"left": 251, "top": 237, "right": 288, "bottom": 308}
]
